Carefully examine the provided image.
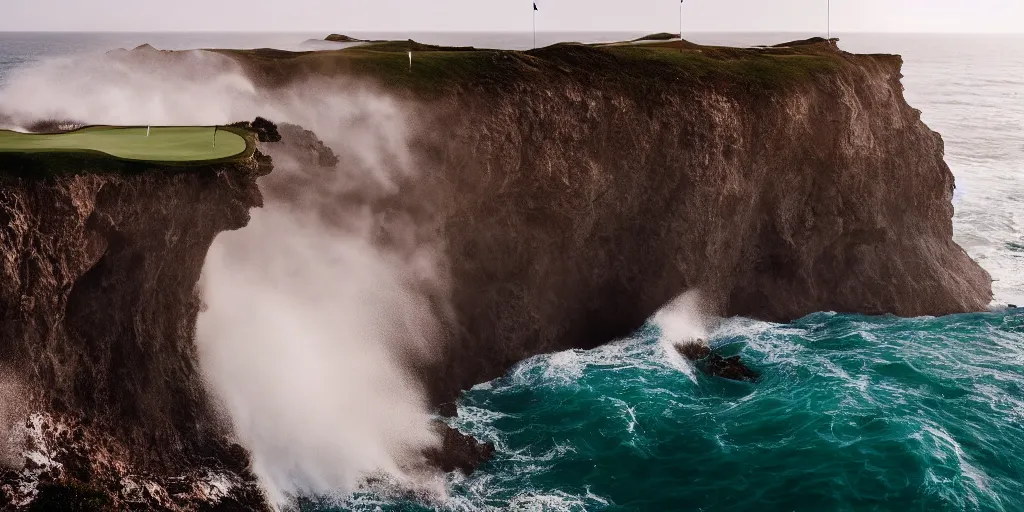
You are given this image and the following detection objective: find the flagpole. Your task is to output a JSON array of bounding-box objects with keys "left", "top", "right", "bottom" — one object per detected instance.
[
  {"left": 828, "top": 0, "right": 831, "bottom": 41},
  {"left": 533, "top": 3, "right": 537, "bottom": 49},
  {"left": 679, "top": 0, "right": 683, "bottom": 53}
]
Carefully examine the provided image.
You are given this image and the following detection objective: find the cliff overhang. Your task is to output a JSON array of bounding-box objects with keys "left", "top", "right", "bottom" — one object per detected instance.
[{"left": 0, "top": 119, "right": 277, "bottom": 510}]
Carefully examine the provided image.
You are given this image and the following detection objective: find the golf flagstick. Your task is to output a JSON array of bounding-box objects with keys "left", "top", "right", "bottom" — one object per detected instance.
[
  {"left": 533, "top": 2, "right": 538, "bottom": 49},
  {"left": 680, "top": 0, "right": 684, "bottom": 53}
]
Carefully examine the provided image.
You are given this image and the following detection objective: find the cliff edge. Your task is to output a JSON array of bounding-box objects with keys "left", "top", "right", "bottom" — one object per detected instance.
[{"left": 0, "top": 141, "right": 273, "bottom": 509}]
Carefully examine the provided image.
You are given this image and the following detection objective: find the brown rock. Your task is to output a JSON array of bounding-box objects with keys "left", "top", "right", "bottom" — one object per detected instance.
[
  {"left": 408, "top": 45, "right": 992, "bottom": 401},
  {"left": 423, "top": 423, "right": 495, "bottom": 475},
  {"left": 675, "top": 343, "right": 760, "bottom": 382}
]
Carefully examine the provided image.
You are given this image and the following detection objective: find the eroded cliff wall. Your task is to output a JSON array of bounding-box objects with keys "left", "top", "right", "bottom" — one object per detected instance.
[
  {"left": 215, "top": 40, "right": 991, "bottom": 402},
  {"left": 396, "top": 44, "right": 994, "bottom": 398},
  {"left": 0, "top": 155, "right": 270, "bottom": 509}
]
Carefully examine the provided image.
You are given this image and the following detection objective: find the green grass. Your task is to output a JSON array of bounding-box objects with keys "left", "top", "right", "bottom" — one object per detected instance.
[
  {"left": 348, "top": 38, "right": 844, "bottom": 93},
  {"left": 218, "top": 36, "right": 855, "bottom": 99},
  {"left": 0, "top": 126, "right": 249, "bottom": 163},
  {"left": 345, "top": 49, "right": 510, "bottom": 90},
  {"left": 604, "top": 45, "right": 842, "bottom": 90}
]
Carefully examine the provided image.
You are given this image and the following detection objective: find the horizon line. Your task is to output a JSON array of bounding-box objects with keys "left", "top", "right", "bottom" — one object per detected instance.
[{"left": 1, "top": 29, "right": 1023, "bottom": 36}]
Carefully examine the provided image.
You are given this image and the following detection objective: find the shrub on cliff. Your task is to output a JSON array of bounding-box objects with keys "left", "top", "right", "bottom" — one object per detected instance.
[{"left": 229, "top": 117, "right": 281, "bottom": 143}]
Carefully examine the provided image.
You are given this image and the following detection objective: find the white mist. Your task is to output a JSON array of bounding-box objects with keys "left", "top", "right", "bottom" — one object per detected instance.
[{"left": 0, "top": 48, "right": 449, "bottom": 506}]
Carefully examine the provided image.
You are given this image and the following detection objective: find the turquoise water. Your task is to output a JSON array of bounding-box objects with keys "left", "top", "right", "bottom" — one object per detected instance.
[{"left": 338, "top": 309, "right": 1024, "bottom": 511}]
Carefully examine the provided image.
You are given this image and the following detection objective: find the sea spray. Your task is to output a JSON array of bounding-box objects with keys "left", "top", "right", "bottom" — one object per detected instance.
[
  {"left": 0, "top": 48, "right": 452, "bottom": 505},
  {"left": 651, "top": 290, "right": 715, "bottom": 381},
  {"left": 197, "top": 206, "right": 445, "bottom": 504}
]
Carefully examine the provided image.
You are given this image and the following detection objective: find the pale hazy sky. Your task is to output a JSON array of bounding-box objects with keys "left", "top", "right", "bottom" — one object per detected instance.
[{"left": 1, "top": 0, "right": 1021, "bottom": 33}]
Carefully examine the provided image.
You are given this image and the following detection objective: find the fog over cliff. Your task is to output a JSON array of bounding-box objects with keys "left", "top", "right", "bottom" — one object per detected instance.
[{"left": 0, "top": 49, "right": 452, "bottom": 504}]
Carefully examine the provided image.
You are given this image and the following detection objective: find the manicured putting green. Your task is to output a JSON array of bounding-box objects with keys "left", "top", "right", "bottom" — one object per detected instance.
[{"left": 0, "top": 126, "right": 248, "bottom": 162}]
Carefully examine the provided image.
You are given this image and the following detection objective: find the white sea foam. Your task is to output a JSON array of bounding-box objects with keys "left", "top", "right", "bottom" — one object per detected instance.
[{"left": 652, "top": 290, "right": 716, "bottom": 382}]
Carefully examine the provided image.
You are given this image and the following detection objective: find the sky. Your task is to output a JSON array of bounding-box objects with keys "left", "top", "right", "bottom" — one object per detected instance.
[{"left": 0, "top": 0, "right": 1021, "bottom": 33}]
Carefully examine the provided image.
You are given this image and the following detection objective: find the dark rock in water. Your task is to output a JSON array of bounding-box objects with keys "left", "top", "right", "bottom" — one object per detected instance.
[
  {"left": 1009, "top": 304, "right": 1019, "bottom": 309},
  {"left": 423, "top": 423, "right": 495, "bottom": 475},
  {"left": 676, "top": 343, "right": 713, "bottom": 361},
  {"left": 676, "top": 343, "right": 760, "bottom": 383},
  {"left": 703, "top": 354, "right": 761, "bottom": 383}
]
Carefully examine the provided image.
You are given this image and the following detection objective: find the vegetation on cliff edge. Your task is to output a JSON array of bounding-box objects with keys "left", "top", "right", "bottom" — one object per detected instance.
[
  {"left": 218, "top": 36, "right": 849, "bottom": 96},
  {"left": 0, "top": 121, "right": 276, "bottom": 177}
]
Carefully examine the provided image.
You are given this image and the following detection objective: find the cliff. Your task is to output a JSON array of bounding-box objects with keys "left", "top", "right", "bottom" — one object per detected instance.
[
  {"left": 426, "top": 42, "right": 993, "bottom": 396},
  {"left": 0, "top": 37, "right": 993, "bottom": 508},
  {"left": 220, "top": 38, "right": 992, "bottom": 400},
  {"left": 0, "top": 149, "right": 272, "bottom": 509}
]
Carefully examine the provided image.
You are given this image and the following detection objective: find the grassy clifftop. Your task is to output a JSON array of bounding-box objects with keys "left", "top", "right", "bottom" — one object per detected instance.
[
  {"left": 0, "top": 124, "right": 270, "bottom": 178},
  {"left": 0, "top": 126, "right": 253, "bottom": 163},
  {"left": 217, "top": 35, "right": 861, "bottom": 96}
]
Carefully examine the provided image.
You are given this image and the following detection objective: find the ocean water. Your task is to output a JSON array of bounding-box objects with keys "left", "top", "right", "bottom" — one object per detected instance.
[
  {"left": 428, "top": 311, "right": 1024, "bottom": 512},
  {"left": 1, "top": 32, "right": 1022, "bottom": 511}
]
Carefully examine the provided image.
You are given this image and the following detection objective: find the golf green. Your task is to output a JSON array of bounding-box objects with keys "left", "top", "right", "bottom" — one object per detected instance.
[{"left": 0, "top": 126, "right": 248, "bottom": 162}]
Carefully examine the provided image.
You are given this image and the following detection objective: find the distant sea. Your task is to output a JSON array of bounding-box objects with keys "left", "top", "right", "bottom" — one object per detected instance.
[{"left": 1, "top": 32, "right": 1022, "bottom": 512}]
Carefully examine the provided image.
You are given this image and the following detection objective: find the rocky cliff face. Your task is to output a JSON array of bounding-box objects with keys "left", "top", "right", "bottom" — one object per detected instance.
[
  {"left": 215, "top": 39, "right": 992, "bottom": 402},
  {"left": 0, "top": 38, "right": 993, "bottom": 508},
  {"left": 355, "top": 42, "right": 993, "bottom": 400},
  {"left": 0, "top": 154, "right": 271, "bottom": 510}
]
